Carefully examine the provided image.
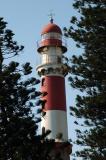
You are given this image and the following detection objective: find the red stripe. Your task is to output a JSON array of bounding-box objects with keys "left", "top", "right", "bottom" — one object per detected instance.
[
  {"left": 41, "top": 76, "right": 66, "bottom": 111},
  {"left": 41, "top": 39, "right": 62, "bottom": 46}
]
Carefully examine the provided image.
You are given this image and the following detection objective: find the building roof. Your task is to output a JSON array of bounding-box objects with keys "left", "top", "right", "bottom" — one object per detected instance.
[{"left": 41, "top": 23, "right": 62, "bottom": 35}]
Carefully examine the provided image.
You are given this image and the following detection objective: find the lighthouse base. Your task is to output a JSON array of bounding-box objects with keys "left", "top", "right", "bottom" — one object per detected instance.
[{"left": 49, "top": 142, "right": 72, "bottom": 160}]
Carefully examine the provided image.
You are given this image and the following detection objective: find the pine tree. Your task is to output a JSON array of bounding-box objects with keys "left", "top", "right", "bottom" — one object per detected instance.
[
  {"left": 0, "top": 17, "right": 55, "bottom": 160},
  {"left": 64, "top": 0, "right": 106, "bottom": 159}
]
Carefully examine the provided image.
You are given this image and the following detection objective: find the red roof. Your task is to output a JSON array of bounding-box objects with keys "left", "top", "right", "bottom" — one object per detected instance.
[{"left": 41, "top": 23, "right": 62, "bottom": 35}]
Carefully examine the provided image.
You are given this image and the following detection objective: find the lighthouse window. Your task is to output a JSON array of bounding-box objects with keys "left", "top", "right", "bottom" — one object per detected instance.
[
  {"left": 42, "top": 78, "right": 45, "bottom": 86},
  {"left": 42, "top": 127, "right": 45, "bottom": 134},
  {"left": 42, "top": 32, "right": 62, "bottom": 40},
  {"left": 57, "top": 56, "right": 61, "bottom": 63}
]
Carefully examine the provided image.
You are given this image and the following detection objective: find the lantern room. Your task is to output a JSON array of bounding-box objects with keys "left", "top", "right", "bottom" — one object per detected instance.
[{"left": 37, "top": 21, "right": 67, "bottom": 53}]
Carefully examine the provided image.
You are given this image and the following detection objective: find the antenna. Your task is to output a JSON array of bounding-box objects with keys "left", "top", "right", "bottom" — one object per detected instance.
[{"left": 48, "top": 11, "right": 55, "bottom": 23}]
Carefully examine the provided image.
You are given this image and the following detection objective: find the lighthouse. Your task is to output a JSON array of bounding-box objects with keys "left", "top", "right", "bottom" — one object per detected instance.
[{"left": 36, "top": 18, "right": 72, "bottom": 159}]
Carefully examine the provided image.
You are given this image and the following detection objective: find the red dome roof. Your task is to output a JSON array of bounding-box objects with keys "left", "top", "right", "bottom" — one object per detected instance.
[{"left": 41, "top": 23, "right": 62, "bottom": 35}]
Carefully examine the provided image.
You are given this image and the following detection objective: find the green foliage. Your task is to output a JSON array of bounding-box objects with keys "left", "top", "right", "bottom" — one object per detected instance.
[
  {"left": 65, "top": 1, "right": 106, "bottom": 159},
  {"left": 0, "top": 17, "right": 57, "bottom": 160}
]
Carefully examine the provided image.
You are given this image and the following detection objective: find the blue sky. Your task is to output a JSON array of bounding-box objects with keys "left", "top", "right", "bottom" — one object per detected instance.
[
  {"left": 0, "top": 0, "right": 82, "bottom": 159},
  {"left": 0, "top": 0, "right": 78, "bottom": 66}
]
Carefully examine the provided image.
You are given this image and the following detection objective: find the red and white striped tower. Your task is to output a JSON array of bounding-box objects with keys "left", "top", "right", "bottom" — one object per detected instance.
[{"left": 36, "top": 18, "right": 72, "bottom": 159}]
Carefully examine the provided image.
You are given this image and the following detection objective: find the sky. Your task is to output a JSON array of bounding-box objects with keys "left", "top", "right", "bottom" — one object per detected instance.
[{"left": 0, "top": 0, "right": 82, "bottom": 159}]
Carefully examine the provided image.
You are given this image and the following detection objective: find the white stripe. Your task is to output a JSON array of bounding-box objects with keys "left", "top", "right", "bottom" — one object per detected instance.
[
  {"left": 41, "top": 32, "right": 62, "bottom": 41},
  {"left": 41, "top": 110, "right": 68, "bottom": 141}
]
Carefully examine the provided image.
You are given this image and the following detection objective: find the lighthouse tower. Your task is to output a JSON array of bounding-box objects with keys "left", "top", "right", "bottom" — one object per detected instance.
[
  {"left": 36, "top": 18, "right": 72, "bottom": 159},
  {"left": 36, "top": 19, "right": 72, "bottom": 159}
]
